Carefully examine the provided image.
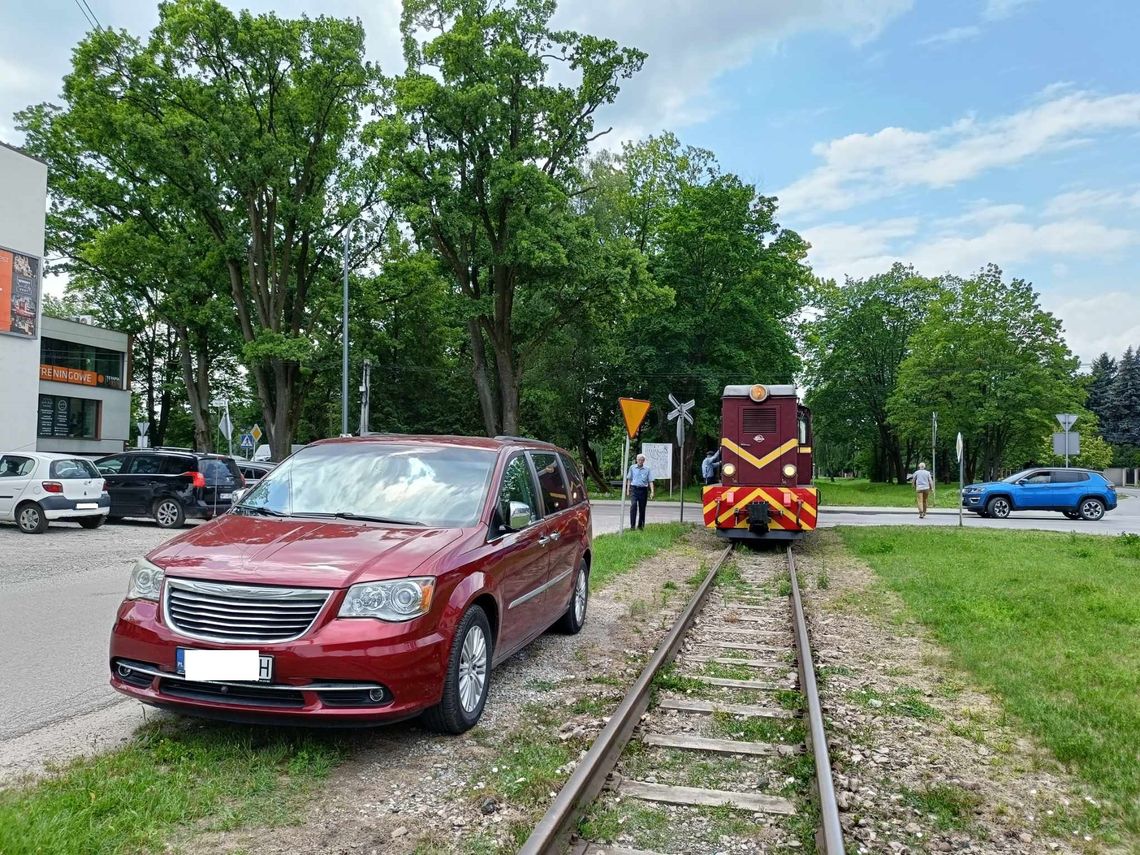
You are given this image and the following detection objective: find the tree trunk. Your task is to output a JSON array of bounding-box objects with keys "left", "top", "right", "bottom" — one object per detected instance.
[
  {"left": 176, "top": 328, "right": 212, "bottom": 452},
  {"left": 467, "top": 317, "right": 499, "bottom": 436},
  {"left": 580, "top": 438, "right": 608, "bottom": 492}
]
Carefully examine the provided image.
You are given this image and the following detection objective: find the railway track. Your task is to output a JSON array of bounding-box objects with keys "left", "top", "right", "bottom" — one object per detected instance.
[{"left": 519, "top": 544, "right": 844, "bottom": 855}]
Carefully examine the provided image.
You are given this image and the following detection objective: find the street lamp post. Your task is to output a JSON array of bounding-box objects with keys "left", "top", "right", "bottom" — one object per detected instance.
[{"left": 341, "top": 226, "right": 351, "bottom": 437}]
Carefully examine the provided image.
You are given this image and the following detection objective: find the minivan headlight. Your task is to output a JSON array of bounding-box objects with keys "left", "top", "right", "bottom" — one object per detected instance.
[
  {"left": 127, "top": 558, "right": 165, "bottom": 601},
  {"left": 339, "top": 578, "right": 436, "bottom": 622}
]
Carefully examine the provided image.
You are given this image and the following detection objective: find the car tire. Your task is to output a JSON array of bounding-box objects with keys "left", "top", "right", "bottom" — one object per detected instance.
[
  {"left": 1078, "top": 498, "right": 1105, "bottom": 521},
  {"left": 154, "top": 498, "right": 185, "bottom": 529},
  {"left": 554, "top": 559, "right": 589, "bottom": 635},
  {"left": 106, "top": 516, "right": 123, "bottom": 524},
  {"left": 985, "top": 496, "right": 1011, "bottom": 519},
  {"left": 16, "top": 502, "right": 48, "bottom": 534},
  {"left": 421, "top": 606, "right": 493, "bottom": 734},
  {"left": 79, "top": 516, "right": 105, "bottom": 530},
  {"left": 1062, "top": 510, "right": 1081, "bottom": 520}
]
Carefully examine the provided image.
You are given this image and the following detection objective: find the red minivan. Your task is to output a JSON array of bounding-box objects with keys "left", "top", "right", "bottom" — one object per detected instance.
[{"left": 108, "top": 436, "right": 591, "bottom": 733}]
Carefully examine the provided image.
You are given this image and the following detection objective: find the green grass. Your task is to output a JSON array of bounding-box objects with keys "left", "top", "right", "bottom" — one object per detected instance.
[
  {"left": 590, "top": 522, "right": 690, "bottom": 590},
  {"left": 840, "top": 526, "right": 1140, "bottom": 839},
  {"left": 818, "top": 477, "right": 959, "bottom": 508},
  {"left": 901, "top": 783, "right": 982, "bottom": 831},
  {"left": 0, "top": 720, "right": 347, "bottom": 855}
]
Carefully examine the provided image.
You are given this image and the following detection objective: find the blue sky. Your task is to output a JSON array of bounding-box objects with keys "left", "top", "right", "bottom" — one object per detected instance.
[{"left": 1, "top": 0, "right": 1137, "bottom": 363}]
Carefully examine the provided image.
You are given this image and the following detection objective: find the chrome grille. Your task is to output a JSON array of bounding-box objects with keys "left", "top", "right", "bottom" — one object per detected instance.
[{"left": 164, "top": 578, "right": 332, "bottom": 643}]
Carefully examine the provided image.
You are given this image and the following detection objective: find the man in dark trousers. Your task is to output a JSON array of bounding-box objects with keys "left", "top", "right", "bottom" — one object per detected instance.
[
  {"left": 701, "top": 448, "right": 721, "bottom": 485},
  {"left": 625, "top": 453, "right": 654, "bottom": 530}
]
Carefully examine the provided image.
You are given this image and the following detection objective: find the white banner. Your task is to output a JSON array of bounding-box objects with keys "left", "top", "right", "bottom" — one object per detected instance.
[{"left": 641, "top": 443, "right": 673, "bottom": 481}]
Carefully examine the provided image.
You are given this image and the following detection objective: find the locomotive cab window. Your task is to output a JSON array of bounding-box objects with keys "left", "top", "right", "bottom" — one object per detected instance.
[{"left": 798, "top": 416, "right": 808, "bottom": 445}]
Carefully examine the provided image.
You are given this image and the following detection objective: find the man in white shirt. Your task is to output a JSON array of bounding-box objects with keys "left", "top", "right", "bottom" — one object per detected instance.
[
  {"left": 625, "top": 454, "right": 654, "bottom": 530},
  {"left": 913, "top": 462, "right": 933, "bottom": 518}
]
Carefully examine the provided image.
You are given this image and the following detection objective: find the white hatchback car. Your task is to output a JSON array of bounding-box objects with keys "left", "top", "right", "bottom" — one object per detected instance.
[{"left": 0, "top": 452, "right": 110, "bottom": 534}]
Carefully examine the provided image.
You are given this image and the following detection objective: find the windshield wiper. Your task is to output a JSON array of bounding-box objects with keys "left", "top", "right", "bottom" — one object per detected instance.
[
  {"left": 332, "top": 511, "right": 425, "bottom": 526},
  {"left": 237, "top": 505, "right": 289, "bottom": 517}
]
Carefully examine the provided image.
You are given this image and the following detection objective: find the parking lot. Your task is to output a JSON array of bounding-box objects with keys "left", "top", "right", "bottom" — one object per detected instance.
[{"left": 0, "top": 520, "right": 185, "bottom": 743}]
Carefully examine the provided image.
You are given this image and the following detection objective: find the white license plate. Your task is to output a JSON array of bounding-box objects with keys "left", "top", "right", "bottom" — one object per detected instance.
[
  {"left": 76, "top": 503, "right": 98, "bottom": 510},
  {"left": 176, "top": 648, "right": 273, "bottom": 682},
  {"left": 220, "top": 493, "right": 233, "bottom": 500}
]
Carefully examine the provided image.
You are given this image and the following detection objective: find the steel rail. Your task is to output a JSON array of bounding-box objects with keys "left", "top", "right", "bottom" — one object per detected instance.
[
  {"left": 518, "top": 544, "right": 734, "bottom": 855},
  {"left": 787, "top": 546, "right": 845, "bottom": 854}
]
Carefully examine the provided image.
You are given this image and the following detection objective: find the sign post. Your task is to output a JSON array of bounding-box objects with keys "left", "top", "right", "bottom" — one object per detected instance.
[
  {"left": 666, "top": 394, "right": 695, "bottom": 523},
  {"left": 618, "top": 398, "right": 651, "bottom": 535},
  {"left": 931, "top": 411, "right": 938, "bottom": 496},
  {"left": 1056, "top": 413, "right": 1078, "bottom": 467},
  {"left": 956, "top": 432, "right": 964, "bottom": 528}
]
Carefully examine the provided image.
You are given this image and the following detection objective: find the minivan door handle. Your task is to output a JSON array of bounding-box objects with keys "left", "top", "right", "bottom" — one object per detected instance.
[
  {"left": 548, "top": 531, "right": 560, "bottom": 541},
  {"left": 538, "top": 535, "right": 551, "bottom": 546}
]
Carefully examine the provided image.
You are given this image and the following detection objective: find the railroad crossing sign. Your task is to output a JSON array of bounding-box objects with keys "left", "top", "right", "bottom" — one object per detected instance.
[
  {"left": 250, "top": 423, "right": 263, "bottom": 443},
  {"left": 667, "top": 393, "right": 695, "bottom": 447},
  {"left": 240, "top": 433, "right": 254, "bottom": 450},
  {"left": 618, "top": 398, "right": 651, "bottom": 439}
]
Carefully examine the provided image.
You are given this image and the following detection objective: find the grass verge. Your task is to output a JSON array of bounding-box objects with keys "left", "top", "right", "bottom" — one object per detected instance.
[
  {"left": 590, "top": 522, "right": 690, "bottom": 590},
  {"left": 0, "top": 720, "right": 348, "bottom": 855},
  {"left": 818, "top": 478, "right": 959, "bottom": 508},
  {"left": 839, "top": 526, "right": 1140, "bottom": 839}
]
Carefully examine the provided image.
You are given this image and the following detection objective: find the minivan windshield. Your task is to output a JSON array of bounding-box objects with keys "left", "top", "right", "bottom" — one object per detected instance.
[{"left": 236, "top": 442, "right": 495, "bottom": 528}]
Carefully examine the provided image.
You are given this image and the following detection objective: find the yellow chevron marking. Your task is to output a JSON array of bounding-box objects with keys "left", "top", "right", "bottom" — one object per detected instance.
[
  {"left": 722, "top": 437, "right": 799, "bottom": 473},
  {"left": 756, "top": 488, "right": 800, "bottom": 525},
  {"left": 799, "top": 446, "right": 812, "bottom": 454}
]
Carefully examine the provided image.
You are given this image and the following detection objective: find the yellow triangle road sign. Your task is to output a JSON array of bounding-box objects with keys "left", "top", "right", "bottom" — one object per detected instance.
[{"left": 619, "top": 398, "right": 651, "bottom": 439}]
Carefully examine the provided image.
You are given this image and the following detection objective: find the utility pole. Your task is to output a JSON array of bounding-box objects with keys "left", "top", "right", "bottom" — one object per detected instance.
[
  {"left": 358, "top": 359, "right": 372, "bottom": 436},
  {"left": 341, "top": 226, "right": 351, "bottom": 437},
  {"left": 931, "top": 411, "right": 938, "bottom": 494}
]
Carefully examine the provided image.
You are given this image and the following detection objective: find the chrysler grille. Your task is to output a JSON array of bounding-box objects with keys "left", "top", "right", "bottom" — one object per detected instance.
[{"left": 164, "top": 578, "right": 332, "bottom": 643}]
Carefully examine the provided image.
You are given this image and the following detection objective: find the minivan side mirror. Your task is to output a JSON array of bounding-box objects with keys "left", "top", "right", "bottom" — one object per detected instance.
[
  {"left": 1016, "top": 479, "right": 1028, "bottom": 486},
  {"left": 230, "top": 488, "right": 248, "bottom": 507},
  {"left": 508, "top": 501, "right": 533, "bottom": 531}
]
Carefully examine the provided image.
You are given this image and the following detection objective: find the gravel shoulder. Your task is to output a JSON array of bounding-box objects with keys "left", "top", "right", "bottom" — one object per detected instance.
[
  {"left": 799, "top": 530, "right": 1110, "bottom": 854},
  {"left": 175, "top": 528, "right": 728, "bottom": 855}
]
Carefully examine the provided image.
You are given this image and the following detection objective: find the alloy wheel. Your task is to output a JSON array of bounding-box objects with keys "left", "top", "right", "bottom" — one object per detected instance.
[
  {"left": 1081, "top": 500, "right": 1104, "bottom": 521},
  {"left": 989, "top": 498, "right": 1010, "bottom": 519},
  {"left": 458, "top": 625, "right": 488, "bottom": 713},
  {"left": 574, "top": 569, "right": 588, "bottom": 625},
  {"left": 156, "top": 501, "right": 179, "bottom": 527}
]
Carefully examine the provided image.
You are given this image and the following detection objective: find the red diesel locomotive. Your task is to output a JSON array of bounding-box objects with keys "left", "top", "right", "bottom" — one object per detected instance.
[{"left": 702, "top": 384, "right": 817, "bottom": 542}]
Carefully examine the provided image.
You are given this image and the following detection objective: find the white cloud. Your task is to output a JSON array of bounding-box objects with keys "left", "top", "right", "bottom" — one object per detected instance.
[
  {"left": 983, "top": 0, "right": 1037, "bottom": 21},
  {"left": 778, "top": 89, "right": 1140, "bottom": 217},
  {"left": 555, "top": 0, "right": 913, "bottom": 142},
  {"left": 918, "top": 25, "right": 980, "bottom": 47},
  {"left": 804, "top": 215, "right": 1136, "bottom": 283},
  {"left": 1044, "top": 290, "right": 1140, "bottom": 363},
  {"left": 1045, "top": 187, "right": 1140, "bottom": 217},
  {"left": 936, "top": 201, "right": 1028, "bottom": 229}
]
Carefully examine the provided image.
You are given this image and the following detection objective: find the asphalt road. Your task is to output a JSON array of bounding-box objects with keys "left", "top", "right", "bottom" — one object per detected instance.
[
  {"left": 0, "top": 520, "right": 181, "bottom": 742},
  {"left": 2, "top": 491, "right": 1136, "bottom": 769},
  {"left": 590, "top": 490, "right": 1140, "bottom": 536}
]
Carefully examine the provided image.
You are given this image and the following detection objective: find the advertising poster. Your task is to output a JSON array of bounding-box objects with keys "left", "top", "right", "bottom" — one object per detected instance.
[
  {"left": 641, "top": 442, "right": 673, "bottom": 481},
  {"left": 0, "top": 245, "right": 41, "bottom": 338}
]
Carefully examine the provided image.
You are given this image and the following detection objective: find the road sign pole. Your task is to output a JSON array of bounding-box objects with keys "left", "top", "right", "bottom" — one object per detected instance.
[
  {"left": 342, "top": 226, "right": 351, "bottom": 437},
  {"left": 931, "top": 411, "right": 937, "bottom": 496},
  {"left": 618, "top": 435, "right": 630, "bottom": 536},
  {"left": 958, "top": 436, "right": 964, "bottom": 529},
  {"left": 678, "top": 425, "right": 685, "bottom": 524}
]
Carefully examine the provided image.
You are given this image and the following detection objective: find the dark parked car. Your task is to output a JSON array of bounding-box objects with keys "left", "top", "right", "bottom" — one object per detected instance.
[
  {"left": 96, "top": 449, "right": 245, "bottom": 528},
  {"left": 961, "top": 467, "right": 1117, "bottom": 520},
  {"left": 108, "top": 435, "right": 591, "bottom": 732}
]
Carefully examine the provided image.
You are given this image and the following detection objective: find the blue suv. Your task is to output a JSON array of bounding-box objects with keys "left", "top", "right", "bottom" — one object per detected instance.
[{"left": 961, "top": 468, "right": 1117, "bottom": 521}]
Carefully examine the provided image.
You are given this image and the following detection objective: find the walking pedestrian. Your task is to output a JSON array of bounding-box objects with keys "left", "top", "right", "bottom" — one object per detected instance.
[
  {"left": 913, "top": 462, "right": 933, "bottom": 518},
  {"left": 701, "top": 448, "right": 721, "bottom": 485},
  {"left": 625, "top": 453, "right": 654, "bottom": 530}
]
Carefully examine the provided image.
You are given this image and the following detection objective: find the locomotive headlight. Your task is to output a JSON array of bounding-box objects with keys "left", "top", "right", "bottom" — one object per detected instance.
[
  {"left": 782, "top": 464, "right": 797, "bottom": 480},
  {"left": 748, "top": 384, "right": 769, "bottom": 402},
  {"left": 722, "top": 463, "right": 736, "bottom": 477}
]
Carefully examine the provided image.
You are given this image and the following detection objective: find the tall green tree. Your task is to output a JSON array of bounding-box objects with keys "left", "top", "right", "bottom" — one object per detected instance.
[
  {"left": 1086, "top": 352, "right": 1118, "bottom": 436},
  {"left": 804, "top": 264, "right": 942, "bottom": 483},
  {"left": 370, "top": 0, "right": 646, "bottom": 436},
  {"left": 1109, "top": 347, "right": 1140, "bottom": 448},
  {"left": 888, "top": 266, "right": 1082, "bottom": 481},
  {"left": 25, "top": 0, "right": 382, "bottom": 459}
]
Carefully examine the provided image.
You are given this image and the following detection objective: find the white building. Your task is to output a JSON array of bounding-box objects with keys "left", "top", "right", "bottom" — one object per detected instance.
[
  {"left": 38, "top": 316, "right": 131, "bottom": 455},
  {"left": 0, "top": 142, "right": 48, "bottom": 453}
]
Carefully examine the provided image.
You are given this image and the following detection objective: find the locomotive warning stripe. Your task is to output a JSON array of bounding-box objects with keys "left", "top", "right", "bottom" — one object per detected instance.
[
  {"left": 716, "top": 489, "right": 764, "bottom": 524},
  {"left": 721, "top": 437, "right": 799, "bottom": 473},
  {"left": 706, "top": 487, "right": 818, "bottom": 530}
]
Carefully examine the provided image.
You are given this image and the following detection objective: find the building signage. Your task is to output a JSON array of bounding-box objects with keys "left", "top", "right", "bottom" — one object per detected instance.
[
  {"left": 39, "top": 363, "right": 122, "bottom": 389},
  {"left": 0, "top": 246, "right": 41, "bottom": 338}
]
